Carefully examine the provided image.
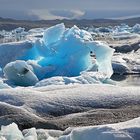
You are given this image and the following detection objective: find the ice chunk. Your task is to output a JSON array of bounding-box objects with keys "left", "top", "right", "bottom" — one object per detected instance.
[
  {"left": 0, "top": 123, "right": 24, "bottom": 140},
  {"left": 59, "top": 126, "right": 132, "bottom": 140},
  {"left": 87, "top": 41, "right": 114, "bottom": 77},
  {"left": 23, "top": 128, "right": 37, "bottom": 140},
  {"left": 4, "top": 60, "right": 39, "bottom": 86},
  {"left": 43, "top": 23, "right": 65, "bottom": 46},
  {"left": 36, "top": 129, "right": 50, "bottom": 140}
]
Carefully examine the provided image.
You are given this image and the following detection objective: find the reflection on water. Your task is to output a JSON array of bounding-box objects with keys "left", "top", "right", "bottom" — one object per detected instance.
[{"left": 111, "top": 74, "right": 140, "bottom": 86}]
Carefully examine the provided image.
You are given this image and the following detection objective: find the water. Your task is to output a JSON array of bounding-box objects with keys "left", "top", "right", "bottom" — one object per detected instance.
[{"left": 111, "top": 74, "right": 140, "bottom": 87}]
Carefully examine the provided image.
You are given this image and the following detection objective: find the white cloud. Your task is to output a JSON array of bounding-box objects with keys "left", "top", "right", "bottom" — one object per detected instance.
[{"left": 31, "top": 9, "right": 85, "bottom": 20}]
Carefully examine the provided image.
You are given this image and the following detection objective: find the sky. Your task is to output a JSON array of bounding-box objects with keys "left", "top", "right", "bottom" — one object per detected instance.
[{"left": 0, "top": 0, "right": 140, "bottom": 20}]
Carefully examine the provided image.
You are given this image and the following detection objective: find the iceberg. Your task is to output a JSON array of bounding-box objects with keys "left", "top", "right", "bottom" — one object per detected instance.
[{"left": 3, "top": 23, "right": 114, "bottom": 86}]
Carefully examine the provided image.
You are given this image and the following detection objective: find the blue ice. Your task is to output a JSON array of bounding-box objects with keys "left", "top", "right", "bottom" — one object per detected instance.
[{"left": 4, "top": 23, "right": 114, "bottom": 86}]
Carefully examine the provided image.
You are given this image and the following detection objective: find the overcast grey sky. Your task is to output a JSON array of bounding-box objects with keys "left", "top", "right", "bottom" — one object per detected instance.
[{"left": 0, "top": 0, "right": 140, "bottom": 20}]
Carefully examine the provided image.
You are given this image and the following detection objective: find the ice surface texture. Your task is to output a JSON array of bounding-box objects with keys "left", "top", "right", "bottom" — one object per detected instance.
[
  {"left": 3, "top": 23, "right": 114, "bottom": 86},
  {"left": 1, "top": 117, "right": 140, "bottom": 140},
  {"left": 0, "top": 83, "right": 140, "bottom": 139}
]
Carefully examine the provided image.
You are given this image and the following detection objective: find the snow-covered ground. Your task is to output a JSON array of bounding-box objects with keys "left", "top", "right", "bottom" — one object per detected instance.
[{"left": 0, "top": 23, "right": 140, "bottom": 140}]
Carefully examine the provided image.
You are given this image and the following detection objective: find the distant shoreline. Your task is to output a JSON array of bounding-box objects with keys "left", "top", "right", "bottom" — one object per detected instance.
[{"left": 0, "top": 17, "right": 140, "bottom": 31}]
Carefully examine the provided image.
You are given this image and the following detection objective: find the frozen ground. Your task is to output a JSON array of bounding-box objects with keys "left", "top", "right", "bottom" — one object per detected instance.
[{"left": 0, "top": 23, "right": 140, "bottom": 139}]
